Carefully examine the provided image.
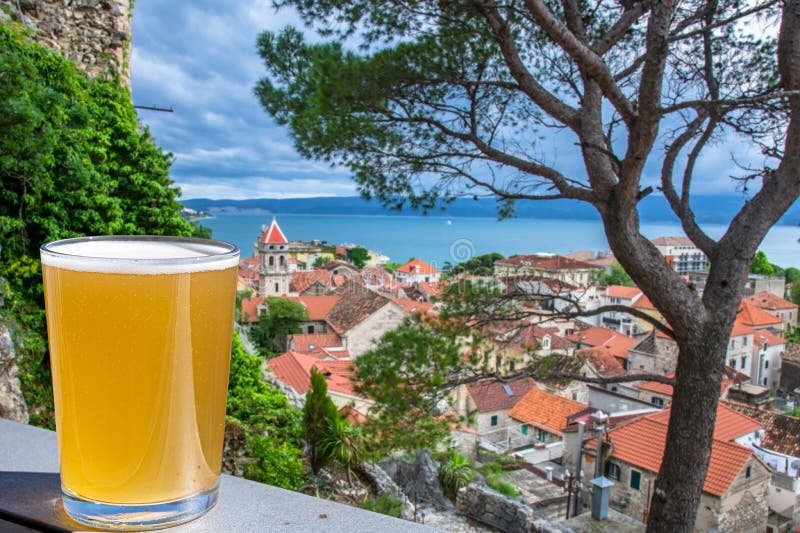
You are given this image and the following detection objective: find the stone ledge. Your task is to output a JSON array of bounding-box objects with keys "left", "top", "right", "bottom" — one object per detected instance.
[{"left": 0, "top": 419, "right": 436, "bottom": 532}]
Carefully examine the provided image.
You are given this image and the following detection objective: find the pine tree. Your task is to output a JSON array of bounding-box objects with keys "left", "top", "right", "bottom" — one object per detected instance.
[{"left": 303, "top": 367, "right": 340, "bottom": 473}]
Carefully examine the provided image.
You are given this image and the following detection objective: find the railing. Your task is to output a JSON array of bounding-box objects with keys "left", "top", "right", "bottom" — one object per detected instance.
[{"left": 0, "top": 419, "right": 433, "bottom": 532}]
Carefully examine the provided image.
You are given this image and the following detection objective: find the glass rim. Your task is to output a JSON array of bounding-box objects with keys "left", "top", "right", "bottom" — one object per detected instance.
[{"left": 40, "top": 235, "right": 240, "bottom": 266}]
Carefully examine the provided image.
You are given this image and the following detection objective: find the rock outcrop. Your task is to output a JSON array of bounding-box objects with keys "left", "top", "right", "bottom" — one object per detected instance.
[
  {"left": 356, "top": 461, "right": 415, "bottom": 520},
  {"left": 222, "top": 419, "right": 251, "bottom": 477},
  {"left": 380, "top": 450, "right": 453, "bottom": 511},
  {"left": 0, "top": 0, "right": 132, "bottom": 85},
  {"left": 0, "top": 323, "right": 29, "bottom": 423}
]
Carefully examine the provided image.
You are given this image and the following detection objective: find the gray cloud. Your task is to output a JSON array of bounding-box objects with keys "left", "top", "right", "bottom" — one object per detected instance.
[
  {"left": 131, "top": 1, "right": 773, "bottom": 202},
  {"left": 131, "top": 0, "right": 353, "bottom": 199}
]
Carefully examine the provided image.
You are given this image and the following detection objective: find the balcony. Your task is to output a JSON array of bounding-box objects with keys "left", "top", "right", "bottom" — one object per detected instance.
[{"left": 0, "top": 419, "right": 433, "bottom": 532}]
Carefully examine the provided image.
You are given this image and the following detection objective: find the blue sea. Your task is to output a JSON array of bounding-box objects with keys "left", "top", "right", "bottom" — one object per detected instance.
[{"left": 201, "top": 214, "right": 800, "bottom": 269}]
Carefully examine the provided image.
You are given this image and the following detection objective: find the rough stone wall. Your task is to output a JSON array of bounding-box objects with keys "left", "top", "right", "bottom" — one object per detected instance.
[
  {"left": 0, "top": 0, "right": 132, "bottom": 86},
  {"left": 356, "top": 461, "right": 415, "bottom": 520},
  {"left": 0, "top": 323, "right": 29, "bottom": 423},
  {"left": 653, "top": 336, "right": 679, "bottom": 374},
  {"left": 344, "top": 302, "right": 406, "bottom": 357},
  {"left": 780, "top": 359, "right": 800, "bottom": 392},
  {"left": 714, "top": 489, "right": 768, "bottom": 533},
  {"left": 455, "top": 484, "right": 573, "bottom": 533}
]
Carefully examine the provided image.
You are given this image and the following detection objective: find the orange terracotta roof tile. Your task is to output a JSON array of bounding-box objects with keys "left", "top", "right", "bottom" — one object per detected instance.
[
  {"left": 636, "top": 374, "right": 734, "bottom": 400},
  {"left": 722, "top": 400, "right": 800, "bottom": 458},
  {"left": 288, "top": 333, "right": 344, "bottom": 354},
  {"left": 286, "top": 295, "right": 340, "bottom": 321},
  {"left": 418, "top": 281, "right": 442, "bottom": 296},
  {"left": 606, "top": 285, "right": 642, "bottom": 300},
  {"left": 240, "top": 296, "right": 266, "bottom": 323},
  {"left": 588, "top": 409, "right": 755, "bottom": 497},
  {"left": 646, "top": 404, "right": 762, "bottom": 441},
  {"left": 502, "top": 324, "right": 572, "bottom": 351},
  {"left": 268, "top": 351, "right": 356, "bottom": 396},
  {"left": 497, "top": 254, "right": 596, "bottom": 270},
  {"left": 730, "top": 320, "right": 757, "bottom": 337},
  {"left": 564, "top": 251, "right": 616, "bottom": 268},
  {"left": 290, "top": 270, "right": 332, "bottom": 293},
  {"left": 258, "top": 217, "right": 288, "bottom": 244},
  {"left": 397, "top": 258, "right": 440, "bottom": 275},
  {"left": 566, "top": 326, "right": 638, "bottom": 360},
  {"left": 632, "top": 294, "right": 656, "bottom": 310},
  {"left": 745, "top": 291, "right": 797, "bottom": 311},
  {"left": 466, "top": 377, "right": 536, "bottom": 412},
  {"left": 507, "top": 388, "right": 587, "bottom": 435},
  {"left": 737, "top": 301, "right": 782, "bottom": 328},
  {"left": 392, "top": 298, "right": 434, "bottom": 315},
  {"left": 577, "top": 347, "right": 626, "bottom": 377},
  {"left": 753, "top": 329, "right": 786, "bottom": 348}
]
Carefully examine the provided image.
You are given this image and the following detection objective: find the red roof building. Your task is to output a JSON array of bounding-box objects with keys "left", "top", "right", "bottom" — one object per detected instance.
[
  {"left": 287, "top": 332, "right": 348, "bottom": 359},
  {"left": 737, "top": 301, "right": 783, "bottom": 330},
  {"left": 396, "top": 258, "right": 440, "bottom": 275},
  {"left": 258, "top": 217, "right": 288, "bottom": 244},
  {"left": 287, "top": 295, "right": 341, "bottom": 321},
  {"left": 395, "top": 259, "right": 441, "bottom": 284},
  {"left": 240, "top": 296, "right": 267, "bottom": 323},
  {"left": 267, "top": 351, "right": 356, "bottom": 397},
  {"left": 507, "top": 387, "right": 587, "bottom": 436},
  {"left": 577, "top": 347, "right": 626, "bottom": 378},
  {"left": 566, "top": 326, "right": 638, "bottom": 363},
  {"left": 465, "top": 378, "right": 537, "bottom": 413}
]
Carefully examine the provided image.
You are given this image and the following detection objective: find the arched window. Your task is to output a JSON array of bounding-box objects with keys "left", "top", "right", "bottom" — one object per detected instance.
[
  {"left": 269, "top": 256, "right": 274, "bottom": 266},
  {"left": 275, "top": 283, "right": 279, "bottom": 293},
  {"left": 279, "top": 256, "right": 285, "bottom": 266}
]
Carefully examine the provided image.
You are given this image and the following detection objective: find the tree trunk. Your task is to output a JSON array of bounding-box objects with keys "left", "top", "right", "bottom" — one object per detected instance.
[
  {"left": 645, "top": 332, "right": 727, "bottom": 532},
  {"left": 597, "top": 200, "right": 743, "bottom": 532}
]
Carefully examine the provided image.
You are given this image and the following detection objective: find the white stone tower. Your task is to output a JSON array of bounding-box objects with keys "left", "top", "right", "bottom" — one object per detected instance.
[{"left": 257, "top": 217, "right": 290, "bottom": 296}]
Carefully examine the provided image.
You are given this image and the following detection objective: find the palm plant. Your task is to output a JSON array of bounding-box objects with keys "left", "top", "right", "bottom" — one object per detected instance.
[
  {"left": 438, "top": 453, "right": 474, "bottom": 499},
  {"left": 320, "top": 417, "right": 364, "bottom": 485}
]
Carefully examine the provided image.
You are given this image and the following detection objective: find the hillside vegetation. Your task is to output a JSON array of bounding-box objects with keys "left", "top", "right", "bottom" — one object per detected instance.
[{"left": 0, "top": 23, "right": 196, "bottom": 427}]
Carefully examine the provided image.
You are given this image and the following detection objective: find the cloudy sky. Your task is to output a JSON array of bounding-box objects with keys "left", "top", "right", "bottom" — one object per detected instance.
[
  {"left": 130, "top": 1, "right": 768, "bottom": 202},
  {"left": 130, "top": 1, "right": 357, "bottom": 200}
]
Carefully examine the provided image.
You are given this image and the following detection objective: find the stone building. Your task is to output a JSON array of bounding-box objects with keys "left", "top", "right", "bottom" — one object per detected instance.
[
  {"left": 257, "top": 218, "right": 291, "bottom": 296},
  {"left": 452, "top": 377, "right": 536, "bottom": 443},
  {"left": 493, "top": 254, "right": 598, "bottom": 287},
  {"left": 583, "top": 405, "right": 770, "bottom": 532},
  {"left": 326, "top": 281, "right": 407, "bottom": 357},
  {"left": 0, "top": 0, "right": 132, "bottom": 85}
]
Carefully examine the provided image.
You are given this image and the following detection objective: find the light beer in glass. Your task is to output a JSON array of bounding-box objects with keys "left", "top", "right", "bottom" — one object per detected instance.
[{"left": 41, "top": 236, "right": 239, "bottom": 530}]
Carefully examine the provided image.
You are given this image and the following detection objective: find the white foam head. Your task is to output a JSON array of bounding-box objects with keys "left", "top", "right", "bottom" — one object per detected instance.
[{"left": 40, "top": 237, "right": 240, "bottom": 274}]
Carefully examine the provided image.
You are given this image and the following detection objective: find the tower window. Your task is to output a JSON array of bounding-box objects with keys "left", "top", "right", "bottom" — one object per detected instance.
[{"left": 275, "top": 283, "right": 279, "bottom": 293}]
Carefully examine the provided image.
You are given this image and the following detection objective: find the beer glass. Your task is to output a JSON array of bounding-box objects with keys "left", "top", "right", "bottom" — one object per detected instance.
[{"left": 41, "top": 236, "right": 239, "bottom": 530}]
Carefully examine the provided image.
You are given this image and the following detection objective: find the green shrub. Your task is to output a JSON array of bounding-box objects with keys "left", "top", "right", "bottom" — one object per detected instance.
[
  {"left": 438, "top": 453, "right": 474, "bottom": 498},
  {"left": 227, "top": 334, "right": 305, "bottom": 489},
  {"left": 361, "top": 493, "right": 403, "bottom": 518},
  {"left": 485, "top": 472, "right": 519, "bottom": 497}
]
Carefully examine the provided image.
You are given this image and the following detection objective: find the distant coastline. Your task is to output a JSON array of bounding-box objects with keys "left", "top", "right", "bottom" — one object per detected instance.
[{"left": 182, "top": 195, "right": 800, "bottom": 227}]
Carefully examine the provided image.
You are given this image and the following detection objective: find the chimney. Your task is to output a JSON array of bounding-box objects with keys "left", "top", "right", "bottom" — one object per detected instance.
[{"left": 590, "top": 476, "right": 614, "bottom": 520}]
